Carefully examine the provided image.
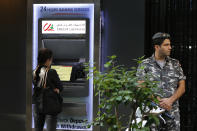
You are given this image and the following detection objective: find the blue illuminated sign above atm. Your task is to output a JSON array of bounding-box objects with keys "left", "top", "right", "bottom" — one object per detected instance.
[{"left": 42, "top": 20, "right": 86, "bottom": 34}]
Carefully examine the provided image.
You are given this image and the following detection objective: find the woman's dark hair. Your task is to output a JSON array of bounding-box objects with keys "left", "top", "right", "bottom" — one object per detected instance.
[
  {"left": 37, "top": 48, "right": 53, "bottom": 66},
  {"left": 34, "top": 48, "right": 53, "bottom": 85}
]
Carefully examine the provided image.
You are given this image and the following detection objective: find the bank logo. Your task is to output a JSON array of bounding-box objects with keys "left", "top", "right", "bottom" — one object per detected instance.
[{"left": 43, "top": 23, "right": 55, "bottom": 31}]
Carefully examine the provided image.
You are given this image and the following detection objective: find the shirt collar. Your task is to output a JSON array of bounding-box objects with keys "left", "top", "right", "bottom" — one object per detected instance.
[{"left": 151, "top": 54, "right": 170, "bottom": 63}]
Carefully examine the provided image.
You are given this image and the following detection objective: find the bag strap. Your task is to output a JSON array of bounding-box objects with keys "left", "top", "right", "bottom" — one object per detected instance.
[{"left": 43, "top": 67, "right": 49, "bottom": 88}]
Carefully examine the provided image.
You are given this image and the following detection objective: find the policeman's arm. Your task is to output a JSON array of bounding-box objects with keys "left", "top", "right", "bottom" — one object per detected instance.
[
  {"left": 169, "top": 61, "right": 186, "bottom": 103},
  {"left": 160, "top": 80, "right": 185, "bottom": 110},
  {"left": 136, "top": 62, "right": 146, "bottom": 85},
  {"left": 169, "top": 79, "right": 185, "bottom": 103}
]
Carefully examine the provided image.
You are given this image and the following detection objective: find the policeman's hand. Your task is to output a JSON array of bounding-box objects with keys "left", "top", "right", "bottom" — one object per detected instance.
[
  {"left": 137, "top": 81, "right": 146, "bottom": 88},
  {"left": 54, "top": 88, "right": 60, "bottom": 94},
  {"left": 159, "top": 98, "right": 173, "bottom": 111}
]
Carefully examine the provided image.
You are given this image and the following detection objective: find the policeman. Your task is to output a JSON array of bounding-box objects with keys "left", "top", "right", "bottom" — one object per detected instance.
[{"left": 136, "top": 32, "right": 186, "bottom": 131}]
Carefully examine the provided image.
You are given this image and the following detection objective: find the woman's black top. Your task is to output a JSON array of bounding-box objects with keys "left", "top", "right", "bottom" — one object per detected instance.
[{"left": 32, "top": 66, "right": 63, "bottom": 104}]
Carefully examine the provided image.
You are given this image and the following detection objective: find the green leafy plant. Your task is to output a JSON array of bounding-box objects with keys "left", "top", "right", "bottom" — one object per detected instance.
[{"left": 86, "top": 55, "right": 160, "bottom": 131}]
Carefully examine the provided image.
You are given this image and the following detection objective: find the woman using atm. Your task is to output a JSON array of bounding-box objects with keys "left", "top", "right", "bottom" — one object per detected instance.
[{"left": 32, "top": 48, "right": 63, "bottom": 131}]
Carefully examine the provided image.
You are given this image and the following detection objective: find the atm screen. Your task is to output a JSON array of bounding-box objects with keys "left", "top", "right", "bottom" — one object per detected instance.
[{"left": 51, "top": 65, "right": 72, "bottom": 81}]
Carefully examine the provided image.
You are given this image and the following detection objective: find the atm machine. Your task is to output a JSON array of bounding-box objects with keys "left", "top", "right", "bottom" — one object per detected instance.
[
  {"left": 38, "top": 18, "right": 91, "bottom": 129},
  {"left": 30, "top": 3, "right": 100, "bottom": 131}
]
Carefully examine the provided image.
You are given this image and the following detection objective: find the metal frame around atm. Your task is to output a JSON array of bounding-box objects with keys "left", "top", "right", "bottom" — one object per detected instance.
[{"left": 26, "top": 0, "right": 100, "bottom": 131}]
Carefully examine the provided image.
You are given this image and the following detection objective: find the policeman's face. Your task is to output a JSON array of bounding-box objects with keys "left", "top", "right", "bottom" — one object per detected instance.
[{"left": 156, "top": 39, "right": 172, "bottom": 57}]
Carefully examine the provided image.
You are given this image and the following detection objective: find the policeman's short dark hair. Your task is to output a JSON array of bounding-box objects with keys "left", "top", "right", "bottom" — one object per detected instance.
[{"left": 152, "top": 32, "right": 171, "bottom": 46}]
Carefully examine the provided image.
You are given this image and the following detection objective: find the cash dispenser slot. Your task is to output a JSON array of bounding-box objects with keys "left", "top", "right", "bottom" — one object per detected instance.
[{"left": 42, "top": 39, "right": 88, "bottom": 59}]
